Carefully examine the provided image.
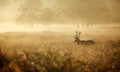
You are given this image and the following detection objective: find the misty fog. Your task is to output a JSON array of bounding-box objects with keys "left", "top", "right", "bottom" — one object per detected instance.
[{"left": 0, "top": 0, "right": 120, "bottom": 33}]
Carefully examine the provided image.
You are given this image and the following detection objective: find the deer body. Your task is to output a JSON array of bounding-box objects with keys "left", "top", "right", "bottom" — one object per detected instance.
[{"left": 79, "top": 40, "right": 95, "bottom": 45}]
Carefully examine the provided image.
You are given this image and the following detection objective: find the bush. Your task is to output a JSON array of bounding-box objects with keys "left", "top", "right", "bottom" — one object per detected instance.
[{"left": 0, "top": 49, "right": 12, "bottom": 72}]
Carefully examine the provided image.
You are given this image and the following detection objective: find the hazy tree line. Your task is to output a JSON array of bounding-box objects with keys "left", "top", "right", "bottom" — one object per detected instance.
[{"left": 0, "top": 0, "right": 120, "bottom": 25}]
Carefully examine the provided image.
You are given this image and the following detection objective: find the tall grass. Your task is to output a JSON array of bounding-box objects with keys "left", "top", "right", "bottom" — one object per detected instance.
[{"left": 0, "top": 32, "right": 120, "bottom": 72}]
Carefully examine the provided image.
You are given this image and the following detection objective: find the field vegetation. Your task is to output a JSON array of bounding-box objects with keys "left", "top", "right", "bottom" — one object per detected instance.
[{"left": 0, "top": 32, "right": 120, "bottom": 72}]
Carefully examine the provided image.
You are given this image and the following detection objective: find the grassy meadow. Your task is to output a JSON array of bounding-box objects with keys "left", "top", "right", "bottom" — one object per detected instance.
[{"left": 0, "top": 32, "right": 120, "bottom": 72}]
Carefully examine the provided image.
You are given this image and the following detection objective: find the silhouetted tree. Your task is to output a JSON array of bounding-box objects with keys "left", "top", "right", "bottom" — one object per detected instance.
[
  {"left": 16, "top": 0, "right": 44, "bottom": 27},
  {"left": 0, "top": 0, "right": 13, "bottom": 7},
  {"left": 56, "top": 0, "right": 110, "bottom": 24}
]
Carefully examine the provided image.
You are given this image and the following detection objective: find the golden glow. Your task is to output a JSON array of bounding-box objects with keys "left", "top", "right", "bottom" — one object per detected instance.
[
  {"left": 0, "top": 22, "right": 43, "bottom": 33},
  {"left": 0, "top": 22, "right": 120, "bottom": 35},
  {"left": 0, "top": 23, "right": 86, "bottom": 33}
]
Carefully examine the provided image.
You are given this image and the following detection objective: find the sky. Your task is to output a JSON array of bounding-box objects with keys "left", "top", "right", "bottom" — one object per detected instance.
[{"left": 0, "top": 0, "right": 120, "bottom": 24}]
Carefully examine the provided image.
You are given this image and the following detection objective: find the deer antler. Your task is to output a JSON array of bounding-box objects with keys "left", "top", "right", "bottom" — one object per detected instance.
[{"left": 78, "top": 32, "right": 81, "bottom": 37}]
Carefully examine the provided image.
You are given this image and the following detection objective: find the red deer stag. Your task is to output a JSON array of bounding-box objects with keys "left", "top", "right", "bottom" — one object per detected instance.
[{"left": 74, "top": 31, "right": 95, "bottom": 45}]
